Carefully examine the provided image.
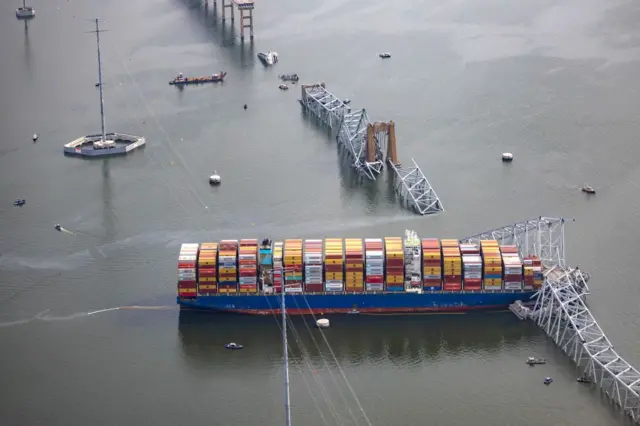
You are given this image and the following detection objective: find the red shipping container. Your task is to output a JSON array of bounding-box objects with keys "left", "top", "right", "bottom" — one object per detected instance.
[
  {"left": 199, "top": 269, "right": 217, "bottom": 276},
  {"left": 326, "top": 265, "right": 343, "bottom": 272},
  {"left": 240, "top": 269, "right": 257, "bottom": 275},
  {"left": 365, "top": 276, "right": 384, "bottom": 283},
  {"left": 178, "top": 290, "right": 197, "bottom": 297},
  {"left": 304, "top": 283, "right": 323, "bottom": 292},
  {"left": 443, "top": 284, "right": 462, "bottom": 291},
  {"left": 178, "top": 280, "right": 196, "bottom": 286}
]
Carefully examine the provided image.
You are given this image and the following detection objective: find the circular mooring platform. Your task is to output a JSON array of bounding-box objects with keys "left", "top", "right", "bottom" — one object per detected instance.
[{"left": 64, "top": 133, "right": 145, "bottom": 158}]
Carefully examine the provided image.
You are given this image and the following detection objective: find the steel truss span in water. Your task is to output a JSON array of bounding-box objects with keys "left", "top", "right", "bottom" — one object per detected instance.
[
  {"left": 299, "top": 83, "right": 443, "bottom": 215},
  {"left": 463, "top": 216, "right": 639, "bottom": 424}
]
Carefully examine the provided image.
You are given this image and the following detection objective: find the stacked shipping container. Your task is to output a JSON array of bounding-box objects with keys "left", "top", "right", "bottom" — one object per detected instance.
[
  {"left": 239, "top": 239, "right": 258, "bottom": 293},
  {"left": 480, "top": 240, "right": 503, "bottom": 290},
  {"left": 325, "top": 239, "right": 344, "bottom": 292},
  {"left": 284, "top": 240, "right": 303, "bottom": 293},
  {"left": 259, "top": 240, "right": 273, "bottom": 287},
  {"left": 178, "top": 243, "right": 199, "bottom": 297},
  {"left": 384, "top": 237, "right": 404, "bottom": 291},
  {"left": 421, "top": 239, "right": 442, "bottom": 291},
  {"left": 460, "top": 243, "right": 482, "bottom": 291},
  {"left": 403, "top": 231, "right": 422, "bottom": 290},
  {"left": 365, "top": 239, "right": 384, "bottom": 291},
  {"left": 523, "top": 255, "right": 543, "bottom": 290},
  {"left": 197, "top": 242, "right": 218, "bottom": 295},
  {"left": 441, "top": 239, "right": 462, "bottom": 291},
  {"left": 500, "top": 245, "right": 523, "bottom": 290},
  {"left": 344, "top": 239, "right": 364, "bottom": 292},
  {"left": 218, "top": 240, "right": 238, "bottom": 293},
  {"left": 304, "top": 239, "right": 323, "bottom": 292},
  {"left": 273, "top": 242, "right": 284, "bottom": 293}
]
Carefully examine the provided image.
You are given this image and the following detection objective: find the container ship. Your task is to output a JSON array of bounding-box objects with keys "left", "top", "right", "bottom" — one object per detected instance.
[{"left": 177, "top": 231, "right": 544, "bottom": 315}]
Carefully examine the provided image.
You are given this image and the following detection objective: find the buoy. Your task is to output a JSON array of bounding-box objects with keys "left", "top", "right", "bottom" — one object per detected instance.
[
  {"left": 316, "top": 318, "right": 330, "bottom": 329},
  {"left": 209, "top": 170, "right": 221, "bottom": 185},
  {"left": 502, "top": 152, "right": 513, "bottom": 162},
  {"left": 32, "top": 133, "right": 38, "bottom": 141},
  {"left": 243, "top": 104, "right": 248, "bottom": 110}
]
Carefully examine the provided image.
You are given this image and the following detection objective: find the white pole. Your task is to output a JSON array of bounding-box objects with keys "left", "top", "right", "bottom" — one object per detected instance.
[{"left": 95, "top": 18, "right": 107, "bottom": 143}]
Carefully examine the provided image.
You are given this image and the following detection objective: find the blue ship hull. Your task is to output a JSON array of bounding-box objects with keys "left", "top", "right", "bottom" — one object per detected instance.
[{"left": 178, "top": 291, "right": 536, "bottom": 315}]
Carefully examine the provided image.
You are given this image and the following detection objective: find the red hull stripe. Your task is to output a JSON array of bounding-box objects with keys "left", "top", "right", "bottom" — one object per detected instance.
[{"left": 182, "top": 304, "right": 511, "bottom": 316}]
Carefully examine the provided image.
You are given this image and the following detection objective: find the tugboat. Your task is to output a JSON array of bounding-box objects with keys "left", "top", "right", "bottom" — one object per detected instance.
[
  {"left": 13, "top": 199, "right": 26, "bottom": 207},
  {"left": 257, "top": 50, "right": 279, "bottom": 66},
  {"left": 54, "top": 224, "right": 62, "bottom": 232},
  {"left": 379, "top": 53, "right": 391, "bottom": 58},
  {"left": 16, "top": 0, "right": 35, "bottom": 19},
  {"left": 225, "top": 342, "right": 243, "bottom": 350},
  {"left": 544, "top": 377, "right": 553, "bottom": 385},
  {"left": 526, "top": 357, "right": 547, "bottom": 365},
  {"left": 502, "top": 152, "right": 513, "bottom": 162},
  {"left": 581, "top": 185, "right": 596, "bottom": 194}
]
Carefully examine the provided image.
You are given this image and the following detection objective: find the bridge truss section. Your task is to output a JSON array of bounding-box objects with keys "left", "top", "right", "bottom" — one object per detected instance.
[
  {"left": 336, "top": 109, "right": 383, "bottom": 180},
  {"left": 533, "top": 266, "right": 640, "bottom": 424},
  {"left": 460, "top": 216, "right": 568, "bottom": 268},
  {"left": 388, "top": 159, "right": 443, "bottom": 215},
  {"left": 299, "top": 84, "right": 349, "bottom": 131}
]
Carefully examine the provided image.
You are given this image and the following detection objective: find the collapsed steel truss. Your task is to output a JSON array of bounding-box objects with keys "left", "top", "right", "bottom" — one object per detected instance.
[
  {"left": 299, "top": 84, "right": 349, "bottom": 131},
  {"left": 460, "top": 216, "right": 568, "bottom": 268},
  {"left": 336, "top": 108, "right": 384, "bottom": 180},
  {"left": 463, "top": 216, "right": 639, "bottom": 424},
  {"left": 534, "top": 266, "right": 640, "bottom": 423},
  {"left": 388, "top": 159, "right": 443, "bottom": 215},
  {"left": 299, "top": 83, "right": 443, "bottom": 215}
]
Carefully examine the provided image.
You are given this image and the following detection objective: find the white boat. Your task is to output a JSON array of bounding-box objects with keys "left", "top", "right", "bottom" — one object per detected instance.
[
  {"left": 258, "top": 50, "right": 279, "bottom": 66},
  {"left": 379, "top": 53, "right": 391, "bottom": 58},
  {"left": 502, "top": 152, "right": 513, "bottom": 162},
  {"left": 209, "top": 171, "right": 221, "bottom": 185},
  {"left": 316, "top": 318, "right": 330, "bottom": 328},
  {"left": 16, "top": 0, "right": 35, "bottom": 18},
  {"left": 32, "top": 133, "right": 38, "bottom": 141}
]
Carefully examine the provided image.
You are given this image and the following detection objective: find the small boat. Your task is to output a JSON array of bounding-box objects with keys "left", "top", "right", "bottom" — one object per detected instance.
[
  {"left": 347, "top": 308, "right": 359, "bottom": 315},
  {"left": 577, "top": 377, "right": 591, "bottom": 383},
  {"left": 526, "top": 357, "right": 546, "bottom": 365},
  {"left": 581, "top": 185, "right": 595, "bottom": 194},
  {"left": 32, "top": 133, "right": 38, "bottom": 141},
  {"left": 502, "top": 152, "right": 513, "bottom": 162},
  {"left": 209, "top": 171, "right": 221, "bottom": 185},
  {"left": 95, "top": 82, "right": 101, "bottom": 87},
  {"left": 316, "top": 318, "right": 330, "bottom": 329},
  {"left": 279, "top": 73, "right": 299, "bottom": 82},
  {"left": 544, "top": 377, "right": 553, "bottom": 385},
  {"left": 169, "top": 71, "right": 227, "bottom": 86},
  {"left": 16, "top": 0, "right": 35, "bottom": 19},
  {"left": 343, "top": 99, "right": 351, "bottom": 105},
  {"left": 225, "top": 342, "right": 243, "bottom": 350},
  {"left": 54, "top": 224, "right": 62, "bottom": 232},
  {"left": 279, "top": 84, "right": 289, "bottom": 91},
  {"left": 257, "top": 51, "right": 279, "bottom": 66},
  {"left": 13, "top": 199, "right": 26, "bottom": 206},
  {"left": 379, "top": 53, "right": 391, "bottom": 58}
]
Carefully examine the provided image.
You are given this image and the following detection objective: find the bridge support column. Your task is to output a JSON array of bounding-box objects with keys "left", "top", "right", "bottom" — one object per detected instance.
[
  {"left": 221, "top": 0, "right": 234, "bottom": 23},
  {"left": 240, "top": 8, "right": 254, "bottom": 42}
]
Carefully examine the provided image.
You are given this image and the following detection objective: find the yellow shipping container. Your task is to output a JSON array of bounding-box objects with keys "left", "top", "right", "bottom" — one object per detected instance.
[
  {"left": 179, "top": 289, "right": 196, "bottom": 295},
  {"left": 219, "top": 267, "right": 236, "bottom": 274},
  {"left": 198, "top": 276, "right": 217, "bottom": 282},
  {"left": 198, "top": 284, "right": 217, "bottom": 291},
  {"left": 484, "top": 266, "right": 502, "bottom": 273},
  {"left": 326, "top": 273, "right": 343, "bottom": 279},
  {"left": 219, "top": 288, "right": 237, "bottom": 294}
]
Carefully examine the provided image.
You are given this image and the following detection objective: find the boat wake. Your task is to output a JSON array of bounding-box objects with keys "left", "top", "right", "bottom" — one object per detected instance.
[{"left": 0, "top": 306, "right": 175, "bottom": 328}]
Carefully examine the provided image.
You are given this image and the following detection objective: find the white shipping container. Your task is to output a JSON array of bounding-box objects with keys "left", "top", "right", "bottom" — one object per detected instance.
[
  {"left": 178, "top": 267, "right": 196, "bottom": 274},
  {"left": 366, "top": 283, "right": 384, "bottom": 291},
  {"left": 504, "top": 282, "right": 523, "bottom": 290},
  {"left": 181, "top": 243, "right": 200, "bottom": 249},
  {"left": 285, "top": 286, "right": 303, "bottom": 293},
  {"left": 484, "top": 285, "right": 503, "bottom": 290},
  {"left": 423, "top": 274, "right": 441, "bottom": 280}
]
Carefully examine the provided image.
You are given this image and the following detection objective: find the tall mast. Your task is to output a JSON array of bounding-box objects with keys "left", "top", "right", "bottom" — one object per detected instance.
[
  {"left": 23, "top": 0, "right": 26, "bottom": 9},
  {"left": 281, "top": 283, "right": 292, "bottom": 426},
  {"left": 94, "top": 18, "right": 107, "bottom": 143}
]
